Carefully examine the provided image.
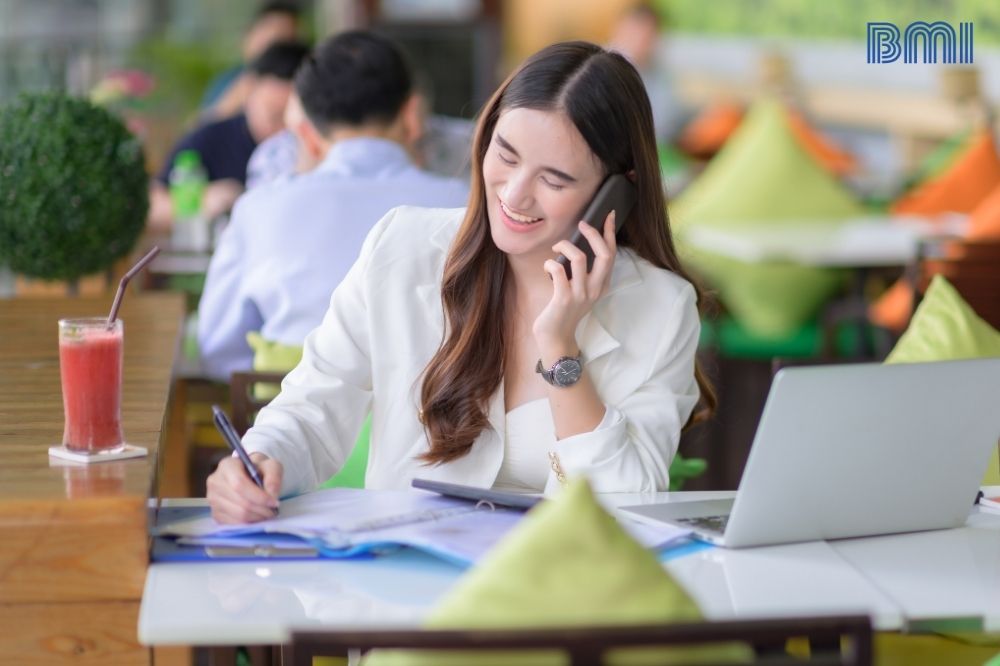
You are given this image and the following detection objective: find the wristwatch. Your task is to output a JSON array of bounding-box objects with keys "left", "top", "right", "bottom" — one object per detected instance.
[{"left": 535, "top": 354, "right": 584, "bottom": 388}]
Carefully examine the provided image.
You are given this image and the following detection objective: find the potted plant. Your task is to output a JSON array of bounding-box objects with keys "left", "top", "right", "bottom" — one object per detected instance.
[{"left": 0, "top": 92, "right": 148, "bottom": 291}]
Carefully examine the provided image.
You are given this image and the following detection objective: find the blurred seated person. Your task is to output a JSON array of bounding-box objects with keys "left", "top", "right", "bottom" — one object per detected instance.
[
  {"left": 245, "top": 78, "right": 474, "bottom": 190},
  {"left": 607, "top": 2, "right": 681, "bottom": 143},
  {"left": 147, "top": 40, "right": 310, "bottom": 232},
  {"left": 245, "top": 91, "right": 318, "bottom": 189},
  {"left": 201, "top": 0, "right": 302, "bottom": 120},
  {"left": 197, "top": 31, "right": 469, "bottom": 381},
  {"left": 409, "top": 76, "right": 475, "bottom": 180}
]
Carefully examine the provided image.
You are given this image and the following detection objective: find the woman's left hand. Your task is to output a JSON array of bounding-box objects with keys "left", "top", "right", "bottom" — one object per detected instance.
[{"left": 533, "top": 212, "right": 617, "bottom": 358}]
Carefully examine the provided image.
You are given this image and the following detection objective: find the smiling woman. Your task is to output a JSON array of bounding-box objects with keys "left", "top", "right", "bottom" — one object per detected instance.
[
  {"left": 207, "top": 39, "right": 714, "bottom": 524},
  {"left": 419, "top": 41, "right": 715, "bottom": 466},
  {"left": 486, "top": 109, "right": 603, "bottom": 246}
]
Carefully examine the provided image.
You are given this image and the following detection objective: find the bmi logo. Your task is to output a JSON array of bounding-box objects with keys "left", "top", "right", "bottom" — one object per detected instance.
[{"left": 867, "top": 21, "right": 974, "bottom": 64}]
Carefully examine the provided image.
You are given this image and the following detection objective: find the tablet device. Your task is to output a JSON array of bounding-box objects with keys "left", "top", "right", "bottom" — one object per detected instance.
[{"left": 411, "top": 478, "right": 542, "bottom": 510}]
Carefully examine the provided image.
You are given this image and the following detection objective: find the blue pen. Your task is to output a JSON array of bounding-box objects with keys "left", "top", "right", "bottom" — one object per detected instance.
[{"left": 211, "top": 405, "right": 265, "bottom": 489}]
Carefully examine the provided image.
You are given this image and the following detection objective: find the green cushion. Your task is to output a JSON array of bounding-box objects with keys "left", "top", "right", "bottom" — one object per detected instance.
[
  {"left": 672, "top": 98, "right": 862, "bottom": 337},
  {"left": 668, "top": 454, "right": 707, "bottom": 491},
  {"left": 885, "top": 275, "right": 1000, "bottom": 485},
  {"left": 658, "top": 143, "right": 690, "bottom": 178},
  {"left": 245, "top": 332, "right": 303, "bottom": 400},
  {"left": 699, "top": 315, "right": 877, "bottom": 361},
  {"left": 245, "top": 332, "right": 369, "bottom": 488},
  {"left": 364, "top": 479, "right": 751, "bottom": 665},
  {"left": 986, "top": 449, "right": 1000, "bottom": 486},
  {"left": 885, "top": 276, "right": 1000, "bottom": 364},
  {"left": 318, "top": 414, "right": 370, "bottom": 490}
]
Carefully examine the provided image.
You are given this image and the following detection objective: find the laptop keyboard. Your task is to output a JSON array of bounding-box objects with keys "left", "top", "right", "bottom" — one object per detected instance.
[{"left": 677, "top": 514, "right": 729, "bottom": 534}]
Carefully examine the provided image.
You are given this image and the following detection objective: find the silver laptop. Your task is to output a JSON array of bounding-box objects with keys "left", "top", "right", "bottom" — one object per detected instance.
[{"left": 621, "top": 358, "right": 1000, "bottom": 548}]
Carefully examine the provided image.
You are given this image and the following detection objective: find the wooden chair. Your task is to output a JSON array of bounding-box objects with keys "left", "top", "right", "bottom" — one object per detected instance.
[
  {"left": 229, "top": 370, "right": 289, "bottom": 436},
  {"left": 909, "top": 237, "right": 1000, "bottom": 329},
  {"left": 289, "top": 615, "right": 873, "bottom": 666}
]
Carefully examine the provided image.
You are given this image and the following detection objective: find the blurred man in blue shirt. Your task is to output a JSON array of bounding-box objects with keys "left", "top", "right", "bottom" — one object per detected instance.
[{"left": 198, "top": 31, "right": 468, "bottom": 380}]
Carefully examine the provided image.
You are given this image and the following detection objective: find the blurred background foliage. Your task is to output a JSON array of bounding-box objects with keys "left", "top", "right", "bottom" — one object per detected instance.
[
  {"left": 659, "top": 0, "right": 1000, "bottom": 44},
  {"left": 0, "top": 0, "right": 316, "bottom": 170}
]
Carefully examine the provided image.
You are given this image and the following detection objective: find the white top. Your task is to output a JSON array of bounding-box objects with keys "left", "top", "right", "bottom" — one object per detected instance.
[
  {"left": 196, "top": 138, "right": 469, "bottom": 380},
  {"left": 493, "top": 399, "right": 553, "bottom": 493},
  {"left": 242, "top": 205, "right": 702, "bottom": 496}
]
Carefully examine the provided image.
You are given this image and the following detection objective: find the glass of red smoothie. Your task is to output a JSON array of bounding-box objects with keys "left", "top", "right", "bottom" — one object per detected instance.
[{"left": 58, "top": 318, "right": 125, "bottom": 454}]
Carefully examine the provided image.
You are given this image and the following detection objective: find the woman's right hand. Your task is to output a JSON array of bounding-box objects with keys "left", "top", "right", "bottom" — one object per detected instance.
[{"left": 206, "top": 452, "right": 283, "bottom": 524}]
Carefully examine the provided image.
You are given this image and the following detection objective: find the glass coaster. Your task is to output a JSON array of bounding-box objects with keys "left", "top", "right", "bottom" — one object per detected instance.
[{"left": 48, "top": 444, "right": 148, "bottom": 465}]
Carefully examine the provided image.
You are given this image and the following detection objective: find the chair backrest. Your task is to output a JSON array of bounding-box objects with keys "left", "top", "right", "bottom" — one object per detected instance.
[
  {"left": 229, "top": 370, "right": 289, "bottom": 436},
  {"left": 289, "top": 615, "right": 872, "bottom": 666},
  {"left": 912, "top": 237, "right": 1000, "bottom": 328}
]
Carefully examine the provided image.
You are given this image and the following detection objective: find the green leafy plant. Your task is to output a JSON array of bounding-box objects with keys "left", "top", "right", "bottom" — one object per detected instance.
[{"left": 0, "top": 92, "right": 148, "bottom": 282}]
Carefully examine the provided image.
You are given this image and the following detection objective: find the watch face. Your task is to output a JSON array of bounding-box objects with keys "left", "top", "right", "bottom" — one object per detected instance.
[{"left": 553, "top": 358, "right": 583, "bottom": 387}]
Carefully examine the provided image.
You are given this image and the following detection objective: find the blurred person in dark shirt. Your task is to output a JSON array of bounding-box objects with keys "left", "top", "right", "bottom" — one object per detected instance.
[{"left": 147, "top": 40, "right": 309, "bottom": 232}]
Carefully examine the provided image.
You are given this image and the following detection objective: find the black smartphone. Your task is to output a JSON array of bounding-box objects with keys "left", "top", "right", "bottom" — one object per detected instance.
[{"left": 556, "top": 173, "right": 637, "bottom": 280}]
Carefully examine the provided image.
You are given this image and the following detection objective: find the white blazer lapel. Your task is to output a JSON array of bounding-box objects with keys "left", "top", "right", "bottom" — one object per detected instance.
[
  {"left": 412, "top": 221, "right": 453, "bottom": 330},
  {"left": 575, "top": 250, "right": 642, "bottom": 365}
]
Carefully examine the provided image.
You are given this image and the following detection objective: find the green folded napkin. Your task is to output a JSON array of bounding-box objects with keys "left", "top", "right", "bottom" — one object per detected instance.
[
  {"left": 244, "top": 332, "right": 370, "bottom": 489},
  {"left": 364, "top": 479, "right": 751, "bottom": 665},
  {"left": 672, "top": 98, "right": 862, "bottom": 337},
  {"left": 885, "top": 275, "right": 1000, "bottom": 485}
]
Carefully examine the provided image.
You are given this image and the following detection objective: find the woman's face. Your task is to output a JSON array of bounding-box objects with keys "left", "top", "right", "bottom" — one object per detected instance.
[{"left": 483, "top": 107, "right": 605, "bottom": 265}]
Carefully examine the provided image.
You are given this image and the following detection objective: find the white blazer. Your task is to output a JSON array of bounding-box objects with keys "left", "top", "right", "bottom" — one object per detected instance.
[{"left": 242, "top": 206, "right": 701, "bottom": 496}]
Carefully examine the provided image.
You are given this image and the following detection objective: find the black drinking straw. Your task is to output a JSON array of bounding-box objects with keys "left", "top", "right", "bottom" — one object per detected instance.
[{"left": 106, "top": 246, "right": 161, "bottom": 327}]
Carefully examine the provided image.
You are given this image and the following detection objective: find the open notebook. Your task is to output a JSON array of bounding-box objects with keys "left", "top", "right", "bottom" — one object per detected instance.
[{"left": 153, "top": 487, "right": 691, "bottom": 566}]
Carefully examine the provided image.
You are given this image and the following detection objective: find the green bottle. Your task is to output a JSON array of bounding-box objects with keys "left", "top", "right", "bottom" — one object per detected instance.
[{"left": 168, "top": 150, "right": 209, "bottom": 250}]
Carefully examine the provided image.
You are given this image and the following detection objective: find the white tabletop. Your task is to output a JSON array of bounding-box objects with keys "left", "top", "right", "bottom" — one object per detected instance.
[
  {"left": 665, "top": 540, "right": 902, "bottom": 631},
  {"left": 831, "top": 508, "right": 1000, "bottom": 632},
  {"left": 139, "top": 490, "right": 912, "bottom": 646},
  {"left": 681, "top": 215, "right": 968, "bottom": 268},
  {"left": 139, "top": 551, "right": 460, "bottom": 645}
]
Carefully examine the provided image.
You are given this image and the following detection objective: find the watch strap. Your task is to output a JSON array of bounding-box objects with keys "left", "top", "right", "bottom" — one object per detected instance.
[{"left": 535, "top": 353, "right": 583, "bottom": 387}]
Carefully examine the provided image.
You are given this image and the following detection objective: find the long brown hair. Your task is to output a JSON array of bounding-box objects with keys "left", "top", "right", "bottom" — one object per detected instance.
[{"left": 418, "top": 41, "right": 715, "bottom": 465}]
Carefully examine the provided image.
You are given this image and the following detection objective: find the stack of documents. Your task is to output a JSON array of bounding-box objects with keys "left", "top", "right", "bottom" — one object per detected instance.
[
  {"left": 979, "top": 489, "right": 1000, "bottom": 515},
  {"left": 153, "top": 488, "right": 691, "bottom": 566}
]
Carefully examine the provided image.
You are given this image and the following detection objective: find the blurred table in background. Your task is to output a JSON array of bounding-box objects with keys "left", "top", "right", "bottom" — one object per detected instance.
[
  {"left": 143, "top": 232, "right": 213, "bottom": 311},
  {"left": 0, "top": 293, "right": 184, "bottom": 664},
  {"left": 149, "top": 251, "right": 212, "bottom": 278},
  {"left": 686, "top": 214, "right": 969, "bottom": 355},
  {"left": 682, "top": 215, "right": 968, "bottom": 268},
  {"left": 678, "top": 215, "right": 971, "bottom": 487}
]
